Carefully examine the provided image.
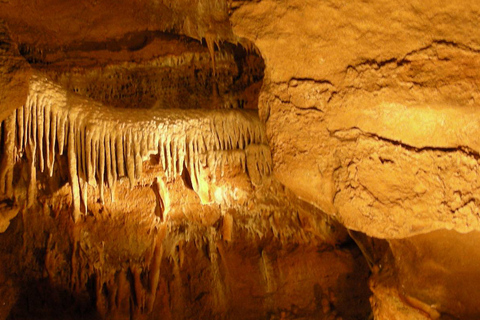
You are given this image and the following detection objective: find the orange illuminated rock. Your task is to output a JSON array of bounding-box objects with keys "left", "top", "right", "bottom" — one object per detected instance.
[
  {"left": 231, "top": 0, "right": 480, "bottom": 238},
  {"left": 0, "top": 22, "right": 30, "bottom": 122}
]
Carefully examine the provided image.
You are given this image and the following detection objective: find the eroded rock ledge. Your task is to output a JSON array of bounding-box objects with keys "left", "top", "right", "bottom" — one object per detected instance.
[
  {"left": 2, "top": 0, "right": 480, "bottom": 319},
  {"left": 231, "top": 1, "right": 480, "bottom": 318},
  {"left": 0, "top": 6, "right": 372, "bottom": 319},
  {"left": 252, "top": 41, "right": 480, "bottom": 238}
]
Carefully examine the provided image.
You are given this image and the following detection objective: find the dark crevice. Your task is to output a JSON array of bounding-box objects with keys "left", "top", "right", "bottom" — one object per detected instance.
[
  {"left": 330, "top": 127, "right": 480, "bottom": 159},
  {"left": 151, "top": 178, "right": 165, "bottom": 221},
  {"left": 181, "top": 164, "right": 194, "bottom": 190},
  {"left": 18, "top": 30, "right": 196, "bottom": 62},
  {"left": 17, "top": 32, "right": 265, "bottom": 111}
]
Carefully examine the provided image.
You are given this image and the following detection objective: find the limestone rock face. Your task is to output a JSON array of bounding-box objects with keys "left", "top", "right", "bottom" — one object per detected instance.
[
  {"left": 0, "top": 0, "right": 233, "bottom": 47},
  {"left": 0, "top": 2, "right": 372, "bottom": 319},
  {"left": 0, "top": 21, "right": 30, "bottom": 122},
  {"left": 231, "top": 0, "right": 480, "bottom": 238},
  {"left": 1, "top": 0, "right": 480, "bottom": 319},
  {"left": 229, "top": 1, "right": 480, "bottom": 318}
]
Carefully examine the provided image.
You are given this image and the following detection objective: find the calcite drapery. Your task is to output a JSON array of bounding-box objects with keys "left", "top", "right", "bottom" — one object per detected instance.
[{"left": 0, "top": 73, "right": 272, "bottom": 221}]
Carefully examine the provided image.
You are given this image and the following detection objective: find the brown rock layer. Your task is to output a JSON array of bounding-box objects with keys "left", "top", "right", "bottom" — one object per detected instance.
[
  {"left": 231, "top": 1, "right": 480, "bottom": 237},
  {"left": 1, "top": 0, "right": 480, "bottom": 318},
  {"left": 230, "top": 0, "right": 480, "bottom": 318}
]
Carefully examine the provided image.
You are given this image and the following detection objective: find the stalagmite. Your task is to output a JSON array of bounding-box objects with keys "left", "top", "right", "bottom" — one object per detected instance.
[
  {"left": 96, "top": 274, "right": 108, "bottom": 316},
  {"left": 208, "top": 230, "right": 228, "bottom": 313}
]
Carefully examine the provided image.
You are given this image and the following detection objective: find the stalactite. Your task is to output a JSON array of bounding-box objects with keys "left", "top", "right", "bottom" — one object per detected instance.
[
  {"left": 98, "top": 129, "right": 106, "bottom": 203},
  {"left": 1, "top": 73, "right": 272, "bottom": 221},
  {"left": 68, "top": 121, "right": 81, "bottom": 220}
]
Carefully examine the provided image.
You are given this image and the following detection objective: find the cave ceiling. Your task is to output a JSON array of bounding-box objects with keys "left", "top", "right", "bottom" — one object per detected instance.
[{"left": 1, "top": 0, "right": 480, "bottom": 319}]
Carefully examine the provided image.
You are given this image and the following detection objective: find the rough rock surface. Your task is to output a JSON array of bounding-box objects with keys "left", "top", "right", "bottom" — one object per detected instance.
[
  {"left": 0, "top": 3, "right": 372, "bottom": 318},
  {"left": 1, "top": 0, "right": 480, "bottom": 319},
  {"left": 231, "top": 0, "right": 480, "bottom": 238},
  {"left": 0, "top": 20, "right": 30, "bottom": 122},
  {"left": 0, "top": 172, "right": 372, "bottom": 320},
  {"left": 390, "top": 230, "right": 480, "bottom": 319},
  {"left": 229, "top": 0, "right": 480, "bottom": 318}
]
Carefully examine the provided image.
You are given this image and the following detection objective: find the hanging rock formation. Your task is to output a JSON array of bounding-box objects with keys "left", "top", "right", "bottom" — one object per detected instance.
[
  {"left": 1, "top": 0, "right": 479, "bottom": 319},
  {"left": 230, "top": 0, "right": 480, "bottom": 318},
  {"left": 0, "top": 6, "right": 372, "bottom": 320},
  {"left": 2, "top": 73, "right": 271, "bottom": 221}
]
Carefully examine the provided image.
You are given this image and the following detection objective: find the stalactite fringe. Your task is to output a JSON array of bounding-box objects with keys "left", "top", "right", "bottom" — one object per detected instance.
[{"left": 0, "top": 73, "right": 272, "bottom": 220}]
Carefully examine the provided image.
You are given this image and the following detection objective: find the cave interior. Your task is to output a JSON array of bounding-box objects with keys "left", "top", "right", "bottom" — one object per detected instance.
[{"left": 1, "top": 1, "right": 480, "bottom": 319}]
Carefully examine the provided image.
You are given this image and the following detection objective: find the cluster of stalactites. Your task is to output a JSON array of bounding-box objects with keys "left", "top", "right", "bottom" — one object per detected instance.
[{"left": 0, "top": 74, "right": 272, "bottom": 221}]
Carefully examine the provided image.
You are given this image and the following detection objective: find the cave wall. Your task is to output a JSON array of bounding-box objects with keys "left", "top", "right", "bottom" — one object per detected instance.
[
  {"left": 0, "top": 0, "right": 480, "bottom": 319},
  {"left": 230, "top": 0, "right": 480, "bottom": 318},
  {"left": 231, "top": 0, "right": 480, "bottom": 237},
  {"left": 0, "top": 2, "right": 373, "bottom": 319}
]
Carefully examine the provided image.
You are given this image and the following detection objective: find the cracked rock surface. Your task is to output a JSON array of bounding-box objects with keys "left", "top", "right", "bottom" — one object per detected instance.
[
  {"left": 1, "top": 0, "right": 480, "bottom": 319},
  {"left": 0, "top": 2, "right": 372, "bottom": 319},
  {"left": 231, "top": 3, "right": 480, "bottom": 237},
  {"left": 230, "top": 0, "right": 480, "bottom": 318}
]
